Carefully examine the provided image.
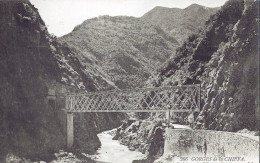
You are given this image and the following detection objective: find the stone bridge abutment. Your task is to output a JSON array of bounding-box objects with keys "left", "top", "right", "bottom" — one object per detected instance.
[{"left": 163, "top": 128, "right": 259, "bottom": 162}]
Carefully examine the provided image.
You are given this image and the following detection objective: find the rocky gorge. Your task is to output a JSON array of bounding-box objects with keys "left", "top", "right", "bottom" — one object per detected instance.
[
  {"left": 110, "top": 0, "right": 259, "bottom": 161},
  {"left": 0, "top": 0, "right": 259, "bottom": 162}
]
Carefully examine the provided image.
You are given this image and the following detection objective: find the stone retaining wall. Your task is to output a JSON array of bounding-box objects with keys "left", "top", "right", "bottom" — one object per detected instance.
[{"left": 164, "top": 128, "right": 259, "bottom": 162}]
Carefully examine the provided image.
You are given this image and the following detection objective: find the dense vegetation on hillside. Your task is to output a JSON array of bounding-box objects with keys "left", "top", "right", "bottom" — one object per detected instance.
[
  {"left": 60, "top": 16, "right": 179, "bottom": 89},
  {"left": 141, "top": 4, "right": 218, "bottom": 44},
  {"left": 60, "top": 5, "right": 217, "bottom": 89}
]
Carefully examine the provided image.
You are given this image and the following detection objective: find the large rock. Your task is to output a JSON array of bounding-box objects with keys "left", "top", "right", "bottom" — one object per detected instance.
[{"left": 115, "top": 120, "right": 166, "bottom": 160}]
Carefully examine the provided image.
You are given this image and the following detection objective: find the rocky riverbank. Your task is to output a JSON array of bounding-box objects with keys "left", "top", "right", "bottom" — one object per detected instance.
[
  {"left": 113, "top": 119, "right": 191, "bottom": 162},
  {"left": 114, "top": 120, "right": 164, "bottom": 161}
]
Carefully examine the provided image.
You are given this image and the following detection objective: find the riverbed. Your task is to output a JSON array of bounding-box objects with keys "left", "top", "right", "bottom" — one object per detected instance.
[{"left": 94, "top": 129, "right": 146, "bottom": 163}]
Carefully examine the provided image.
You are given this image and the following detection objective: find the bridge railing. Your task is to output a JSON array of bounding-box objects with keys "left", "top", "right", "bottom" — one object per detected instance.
[{"left": 65, "top": 84, "right": 201, "bottom": 112}]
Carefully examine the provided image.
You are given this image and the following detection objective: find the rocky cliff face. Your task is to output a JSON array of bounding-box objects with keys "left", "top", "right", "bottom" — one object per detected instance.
[
  {"left": 147, "top": 0, "right": 259, "bottom": 132},
  {"left": 141, "top": 4, "right": 218, "bottom": 44},
  {"left": 0, "top": 0, "right": 124, "bottom": 161}
]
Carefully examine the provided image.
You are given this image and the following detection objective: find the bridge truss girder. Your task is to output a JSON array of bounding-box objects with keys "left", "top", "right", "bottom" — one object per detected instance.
[
  {"left": 65, "top": 84, "right": 201, "bottom": 149},
  {"left": 66, "top": 84, "right": 201, "bottom": 113}
]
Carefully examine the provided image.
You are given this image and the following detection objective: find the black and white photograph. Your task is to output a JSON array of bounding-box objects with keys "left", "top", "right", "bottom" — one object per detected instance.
[{"left": 0, "top": 0, "right": 259, "bottom": 162}]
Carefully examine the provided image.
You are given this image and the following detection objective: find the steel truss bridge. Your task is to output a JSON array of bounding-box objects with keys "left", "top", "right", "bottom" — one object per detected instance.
[
  {"left": 66, "top": 84, "right": 200, "bottom": 112},
  {"left": 65, "top": 84, "right": 201, "bottom": 148}
]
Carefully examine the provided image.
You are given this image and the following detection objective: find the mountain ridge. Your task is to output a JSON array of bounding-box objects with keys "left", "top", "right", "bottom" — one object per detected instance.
[
  {"left": 60, "top": 4, "right": 217, "bottom": 89},
  {"left": 141, "top": 3, "right": 219, "bottom": 44},
  {"left": 59, "top": 15, "right": 179, "bottom": 89}
]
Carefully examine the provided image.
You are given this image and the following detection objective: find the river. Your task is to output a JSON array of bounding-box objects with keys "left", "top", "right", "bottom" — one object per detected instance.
[
  {"left": 93, "top": 124, "right": 192, "bottom": 163},
  {"left": 94, "top": 129, "right": 146, "bottom": 163}
]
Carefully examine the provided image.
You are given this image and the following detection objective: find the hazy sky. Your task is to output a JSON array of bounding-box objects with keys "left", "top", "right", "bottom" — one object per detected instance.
[{"left": 30, "top": 0, "right": 228, "bottom": 37}]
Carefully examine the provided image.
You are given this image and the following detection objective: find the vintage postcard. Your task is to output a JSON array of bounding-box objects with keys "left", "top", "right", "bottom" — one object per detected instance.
[{"left": 0, "top": 0, "right": 258, "bottom": 162}]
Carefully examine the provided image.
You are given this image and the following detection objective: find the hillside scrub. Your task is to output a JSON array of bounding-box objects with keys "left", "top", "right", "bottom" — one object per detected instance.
[{"left": 147, "top": 0, "right": 259, "bottom": 132}]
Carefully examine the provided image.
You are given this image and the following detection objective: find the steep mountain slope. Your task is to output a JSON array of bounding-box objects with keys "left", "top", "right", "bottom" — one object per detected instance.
[
  {"left": 147, "top": 0, "right": 259, "bottom": 132},
  {"left": 60, "top": 5, "right": 218, "bottom": 89},
  {"left": 141, "top": 4, "right": 218, "bottom": 44},
  {"left": 60, "top": 16, "right": 179, "bottom": 89},
  {"left": 0, "top": 0, "right": 124, "bottom": 161}
]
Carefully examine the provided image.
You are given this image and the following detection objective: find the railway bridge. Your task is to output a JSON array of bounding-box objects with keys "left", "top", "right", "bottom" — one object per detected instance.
[{"left": 65, "top": 84, "right": 201, "bottom": 148}]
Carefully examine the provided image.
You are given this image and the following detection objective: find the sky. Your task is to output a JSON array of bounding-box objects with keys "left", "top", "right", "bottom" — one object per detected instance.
[{"left": 30, "top": 0, "right": 228, "bottom": 37}]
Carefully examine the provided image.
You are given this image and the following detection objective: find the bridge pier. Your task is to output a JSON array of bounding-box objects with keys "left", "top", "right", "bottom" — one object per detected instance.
[
  {"left": 167, "top": 110, "right": 171, "bottom": 127},
  {"left": 67, "top": 112, "right": 74, "bottom": 149}
]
